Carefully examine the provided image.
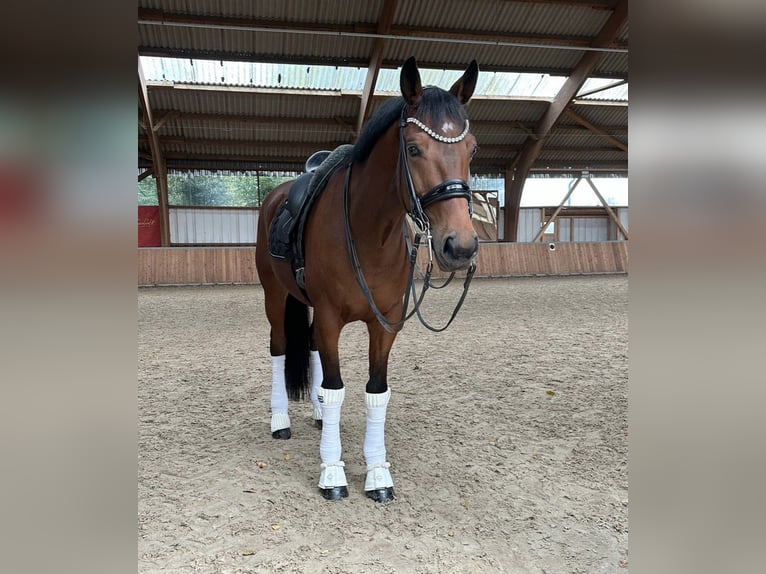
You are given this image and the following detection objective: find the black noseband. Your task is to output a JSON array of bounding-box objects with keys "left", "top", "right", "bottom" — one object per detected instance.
[{"left": 419, "top": 179, "right": 472, "bottom": 213}]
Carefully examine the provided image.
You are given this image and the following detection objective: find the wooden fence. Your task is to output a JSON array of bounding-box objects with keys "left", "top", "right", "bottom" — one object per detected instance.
[{"left": 138, "top": 242, "right": 627, "bottom": 286}]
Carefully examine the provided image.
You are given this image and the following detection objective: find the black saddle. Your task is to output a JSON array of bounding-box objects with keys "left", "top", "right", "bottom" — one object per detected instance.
[{"left": 268, "top": 145, "right": 354, "bottom": 298}]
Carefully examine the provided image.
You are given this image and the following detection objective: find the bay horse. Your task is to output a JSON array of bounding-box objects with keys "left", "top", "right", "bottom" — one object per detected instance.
[{"left": 255, "top": 57, "right": 479, "bottom": 502}]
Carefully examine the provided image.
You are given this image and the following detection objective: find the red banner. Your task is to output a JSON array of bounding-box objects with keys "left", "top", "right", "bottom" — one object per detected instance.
[
  {"left": 138, "top": 206, "right": 161, "bottom": 247},
  {"left": 0, "top": 165, "right": 43, "bottom": 228}
]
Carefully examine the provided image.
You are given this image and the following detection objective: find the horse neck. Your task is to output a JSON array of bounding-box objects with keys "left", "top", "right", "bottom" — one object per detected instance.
[{"left": 350, "top": 125, "right": 407, "bottom": 249}]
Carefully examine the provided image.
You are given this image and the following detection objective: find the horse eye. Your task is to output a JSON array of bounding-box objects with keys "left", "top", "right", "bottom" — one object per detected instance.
[
  {"left": 470, "top": 145, "right": 479, "bottom": 160},
  {"left": 407, "top": 144, "right": 420, "bottom": 158}
]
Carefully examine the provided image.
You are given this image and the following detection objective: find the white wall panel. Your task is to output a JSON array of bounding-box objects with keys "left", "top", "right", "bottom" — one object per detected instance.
[
  {"left": 573, "top": 217, "right": 608, "bottom": 242},
  {"left": 165, "top": 207, "right": 624, "bottom": 245},
  {"left": 518, "top": 208, "right": 542, "bottom": 242},
  {"left": 170, "top": 208, "right": 259, "bottom": 244},
  {"left": 618, "top": 207, "right": 629, "bottom": 234}
]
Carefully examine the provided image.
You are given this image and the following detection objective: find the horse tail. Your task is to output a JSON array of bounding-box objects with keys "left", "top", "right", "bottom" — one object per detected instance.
[{"left": 283, "top": 294, "right": 311, "bottom": 401}]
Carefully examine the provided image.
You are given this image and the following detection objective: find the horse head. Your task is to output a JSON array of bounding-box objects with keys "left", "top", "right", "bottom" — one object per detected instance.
[{"left": 400, "top": 57, "right": 480, "bottom": 272}]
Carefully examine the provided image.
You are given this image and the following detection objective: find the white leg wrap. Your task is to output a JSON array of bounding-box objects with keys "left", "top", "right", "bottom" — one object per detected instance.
[
  {"left": 309, "top": 350, "right": 323, "bottom": 421},
  {"left": 270, "top": 355, "right": 290, "bottom": 432},
  {"left": 364, "top": 462, "right": 394, "bottom": 491},
  {"left": 317, "top": 387, "right": 346, "bottom": 488},
  {"left": 318, "top": 461, "right": 348, "bottom": 489},
  {"left": 364, "top": 389, "right": 394, "bottom": 491}
]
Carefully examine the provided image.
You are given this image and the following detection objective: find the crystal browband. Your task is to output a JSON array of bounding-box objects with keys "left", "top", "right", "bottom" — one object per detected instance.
[{"left": 405, "top": 117, "right": 470, "bottom": 144}]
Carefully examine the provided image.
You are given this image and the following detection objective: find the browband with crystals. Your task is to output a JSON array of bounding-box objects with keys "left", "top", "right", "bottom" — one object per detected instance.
[{"left": 405, "top": 117, "right": 470, "bottom": 144}]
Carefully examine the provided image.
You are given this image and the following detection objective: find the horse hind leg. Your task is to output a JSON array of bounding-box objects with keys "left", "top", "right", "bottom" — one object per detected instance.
[
  {"left": 309, "top": 327, "right": 323, "bottom": 428},
  {"left": 264, "top": 282, "right": 311, "bottom": 439},
  {"left": 270, "top": 353, "right": 291, "bottom": 440}
]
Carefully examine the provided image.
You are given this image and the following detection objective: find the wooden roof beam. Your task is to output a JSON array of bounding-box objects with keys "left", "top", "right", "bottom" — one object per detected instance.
[
  {"left": 357, "top": 0, "right": 398, "bottom": 137},
  {"left": 138, "top": 48, "right": 627, "bottom": 79},
  {"left": 151, "top": 110, "right": 179, "bottom": 133},
  {"left": 161, "top": 152, "right": 324, "bottom": 164},
  {"left": 494, "top": 0, "right": 615, "bottom": 8},
  {"left": 150, "top": 111, "right": 627, "bottom": 136},
  {"left": 140, "top": 136, "right": 349, "bottom": 151},
  {"left": 503, "top": 0, "right": 628, "bottom": 241},
  {"left": 563, "top": 108, "right": 627, "bottom": 152},
  {"left": 139, "top": 135, "right": 624, "bottom": 156},
  {"left": 154, "top": 112, "right": 356, "bottom": 129},
  {"left": 145, "top": 83, "right": 627, "bottom": 108},
  {"left": 153, "top": 160, "right": 627, "bottom": 175},
  {"left": 146, "top": 82, "right": 360, "bottom": 98},
  {"left": 138, "top": 168, "right": 154, "bottom": 182}
]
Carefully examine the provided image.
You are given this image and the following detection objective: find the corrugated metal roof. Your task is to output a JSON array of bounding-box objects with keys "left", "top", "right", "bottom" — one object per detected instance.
[
  {"left": 577, "top": 78, "right": 629, "bottom": 101},
  {"left": 568, "top": 102, "right": 628, "bottom": 126},
  {"left": 142, "top": 57, "right": 369, "bottom": 90},
  {"left": 143, "top": 56, "right": 598, "bottom": 101},
  {"left": 140, "top": 0, "right": 382, "bottom": 24},
  {"left": 148, "top": 88, "right": 359, "bottom": 118},
  {"left": 138, "top": 0, "right": 628, "bottom": 176}
]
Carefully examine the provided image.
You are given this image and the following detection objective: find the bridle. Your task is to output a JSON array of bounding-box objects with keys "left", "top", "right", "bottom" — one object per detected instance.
[
  {"left": 399, "top": 111, "right": 475, "bottom": 229},
  {"left": 342, "top": 104, "right": 477, "bottom": 334}
]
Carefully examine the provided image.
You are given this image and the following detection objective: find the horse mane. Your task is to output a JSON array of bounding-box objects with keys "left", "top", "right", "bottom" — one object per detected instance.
[{"left": 352, "top": 87, "right": 468, "bottom": 163}]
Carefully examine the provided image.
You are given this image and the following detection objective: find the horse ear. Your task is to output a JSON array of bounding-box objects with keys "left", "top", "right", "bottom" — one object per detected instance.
[
  {"left": 400, "top": 57, "right": 423, "bottom": 107},
  {"left": 449, "top": 60, "right": 479, "bottom": 104}
]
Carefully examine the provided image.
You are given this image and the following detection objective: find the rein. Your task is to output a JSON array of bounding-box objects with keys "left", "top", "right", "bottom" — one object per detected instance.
[{"left": 342, "top": 105, "right": 477, "bottom": 334}]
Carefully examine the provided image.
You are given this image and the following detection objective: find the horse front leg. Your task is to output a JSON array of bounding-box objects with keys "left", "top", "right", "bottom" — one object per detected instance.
[
  {"left": 364, "top": 320, "right": 397, "bottom": 503},
  {"left": 313, "top": 310, "right": 348, "bottom": 500}
]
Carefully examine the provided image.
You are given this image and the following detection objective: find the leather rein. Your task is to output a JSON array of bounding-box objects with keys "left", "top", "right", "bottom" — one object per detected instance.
[{"left": 342, "top": 105, "right": 477, "bottom": 334}]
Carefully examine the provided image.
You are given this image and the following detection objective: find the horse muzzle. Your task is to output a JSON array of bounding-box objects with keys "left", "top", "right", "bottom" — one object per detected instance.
[{"left": 435, "top": 232, "right": 479, "bottom": 272}]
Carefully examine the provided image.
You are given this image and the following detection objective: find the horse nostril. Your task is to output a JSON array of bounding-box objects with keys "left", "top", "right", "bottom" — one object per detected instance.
[
  {"left": 443, "top": 235, "right": 478, "bottom": 261},
  {"left": 444, "top": 236, "right": 454, "bottom": 257}
]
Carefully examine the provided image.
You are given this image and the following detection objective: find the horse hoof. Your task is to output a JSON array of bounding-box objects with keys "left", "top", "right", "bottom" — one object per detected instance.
[
  {"left": 314, "top": 419, "right": 323, "bottom": 429},
  {"left": 271, "top": 428, "right": 291, "bottom": 439},
  {"left": 319, "top": 486, "right": 348, "bottom": 501},
  {"left": 365, "top": 487, "right": 395, "bottom": 503}
]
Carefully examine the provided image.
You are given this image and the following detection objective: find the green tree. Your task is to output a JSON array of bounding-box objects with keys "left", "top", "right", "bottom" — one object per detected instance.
[
  {"left": 137, "top": 172, "right": 297, "bottom": 207},
  {"left": 138, "top": 177, "right": 158, "bottom": 205}
]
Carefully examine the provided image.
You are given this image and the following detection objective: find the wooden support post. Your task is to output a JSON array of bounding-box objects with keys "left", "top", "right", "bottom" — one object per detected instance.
[
  {"left": 502, "top": 169, "right": 516, "bottom": 241},
  {"left": 531, "top": 176, "right": 582, "bottom": 243},
  {"left": 584, "top": 177, "right": 629, "bottom": 240},
  {"left": 138, "top": 57, "right": 171, "bottom": 246}
]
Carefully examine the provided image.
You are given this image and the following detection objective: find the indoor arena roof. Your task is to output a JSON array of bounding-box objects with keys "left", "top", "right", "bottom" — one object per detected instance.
[{"left": 138, "top": 0, "right": 628, "bottom": 178}]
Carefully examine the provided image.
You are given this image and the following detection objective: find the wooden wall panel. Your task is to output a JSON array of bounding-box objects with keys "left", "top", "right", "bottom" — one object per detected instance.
[
  {"left": 138, "top": 242, "right": 627, "bottom": 286},
  {"left": 416, "top": 241, "right": 628, "bottom": 279},
  {"left": 138, "top": 247, "right": 258, "bottom": 285}
]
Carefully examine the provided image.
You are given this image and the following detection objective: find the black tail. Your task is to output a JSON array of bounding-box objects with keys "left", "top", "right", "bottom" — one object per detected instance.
[{"left": 284, "top": 294, "right": 311, "bottom": 401}]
